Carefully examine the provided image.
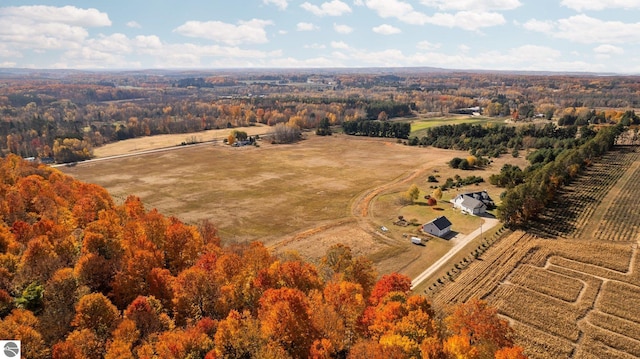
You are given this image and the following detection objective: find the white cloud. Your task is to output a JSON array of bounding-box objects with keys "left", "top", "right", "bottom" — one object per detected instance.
[
  {"left": 134, "top": 35, "right": 163, "bottom": 50},
  {"left": 594, "top": 44, "right": 625, "bottom": 55},
  {"left": 365, "top": 0, "right": 429, "bottom": 25},
  {"left": 301, "top": 0, "right": 352, "bottom": 16},
  {"left": 0, "top": 44, "right": 21, "bottom": 58},
  {"left": 61, "top": 47, "right": 129, "bottom": 68},
  {"left": 126, "top": 21, "right": 142, "bottom": 28},
  {"left": 0, "top": 5, "right": 111, "bottom": 27},
  {"left": 263, "top": 0, "right": 289, "bottom": 10},
  {"left": 0, "top": 19, "right": 89, "bottom": 50},
  {"left": 174, "top": 19, "right": 273, "bottom": 45},
  {"left": 279, "top": 30, "right": 288, "bottom": 35},
  {"left": 420, "top": 0, "right": 522, "bottom": 11},
  {"left": 126, "top": 41, "right": 283, "bottom": 69},
  {"left": 304, "top": 43, "right": 327, "bottom": 49},
  {"left": 523, "top": 15, "right": 640, "bottom": 44},
  {"left": 405, "top": 45, "right": 600, "bottom": 72},
  {"left": 353, "top": 0, "right": 365, "bottom": 5},
  {"left": 296, "top": 22, "right": 319, "bottom": 31},
  {"left": 521, "top": 18, "right": 555, "bottom": 33},
  {"left": 331, "top": 41, "right": 350, "bottom": 49},
  {"left": 561, "top": 0, "right": 640, "bottom": 11},
  {"left": 417, "top": 40, "right": 441, "bottom": 50},
  {"left": 334, "top": 23, "right": 354, "bottom": 33},
  {"left": 331, "top": 51, "right": 350, "bottom": 60},
  {"left": 428, "top": 11, "right": 506, "bottom": 30},
  {"left": 0, "top": 5, "right": 111, "bottom": 55},
  {"left": 458, "top": 44, "right": 471, "bottom": 52},
  {"left": 0, "top": 61, "right": 16, "bottom": 67},
  {"left": 365, "top": 0, "right": 504, "bottom": 29},
  {"left": 372, "top": 24, "right": 401, "bottom": 34},
  {"left": 333, "top": 47, "right": 407, "bottom": 66},
  {"left": 85, "top": 33, "right": 133, "bottom": 54}
]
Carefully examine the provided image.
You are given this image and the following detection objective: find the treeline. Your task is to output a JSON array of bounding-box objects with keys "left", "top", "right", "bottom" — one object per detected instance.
[
  {"left": 0, "top": 156, "right": 525, "bottom": 358},
  {"left": 498, "top": 124, "right": 624, "bottom": 227},
  {"left": 364, "top": 100, "right": 413, "bottom": 119},
  {"left": 342, "top": 119, "right": 411, "bottom": 139},
  {"left": 409, "top": 123, "right": 588, "bottom": 158},
  {"left": 174, "top": 77, "right": 237, "bottom": 88}
]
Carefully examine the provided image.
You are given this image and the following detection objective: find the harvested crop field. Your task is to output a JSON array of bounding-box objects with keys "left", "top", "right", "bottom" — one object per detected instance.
[{"left": 431, "top": 146, "right": 640, "bottom": 358}]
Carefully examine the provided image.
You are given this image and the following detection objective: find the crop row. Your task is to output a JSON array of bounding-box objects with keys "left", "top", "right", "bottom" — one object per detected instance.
[
  {"left": 431, "top": 231, "right": 537, "bottom": 306},
  {"left": 506, "top": 264, "right": 584, "bottom": 303},
  {"left": 531, "top": 147, "right": 639, "bottom": 239},
  {"left": 569, "top": 148, "right": 639, "bottom": 238},
  {"left": 593, "top": 159, "right": 640, "bottom": 241},
  {"left": 433, "top": 234, "right": 640, "bottom": 357},
  {"left": 422, "top": 226, "right": 508, "bottom": 295}
]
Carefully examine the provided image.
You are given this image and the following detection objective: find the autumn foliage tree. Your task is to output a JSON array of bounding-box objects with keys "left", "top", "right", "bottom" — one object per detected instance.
[{"left": 0, "top": 155, "right": 525, "bottom": 358}]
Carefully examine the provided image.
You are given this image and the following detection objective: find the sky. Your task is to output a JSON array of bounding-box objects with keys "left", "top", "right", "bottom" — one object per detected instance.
[{"left": 1, "top": 0, "right": 640, "bottom": 73}]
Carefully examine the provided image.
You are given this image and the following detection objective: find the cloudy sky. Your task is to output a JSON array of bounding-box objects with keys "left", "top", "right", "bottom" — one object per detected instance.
[{"left": 1, "top": 0, "right": 639, "bottom": 73}]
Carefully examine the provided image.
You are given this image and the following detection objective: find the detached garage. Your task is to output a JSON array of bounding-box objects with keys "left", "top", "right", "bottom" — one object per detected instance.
[{"left": 422, "top": 216, "right": 452, "bottom": 238}]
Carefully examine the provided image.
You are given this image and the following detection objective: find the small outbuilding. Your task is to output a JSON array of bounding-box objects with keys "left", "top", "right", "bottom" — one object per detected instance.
[{"left": 422, "top": 216, "right": 452, "bottom": 238}]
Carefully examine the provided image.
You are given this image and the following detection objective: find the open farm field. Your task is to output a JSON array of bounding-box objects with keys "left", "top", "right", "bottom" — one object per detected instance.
[
  {"left": 409, "top": 116, "right": 503, "bottom": 137},
  {"left": 61, "top": 133, "right": 526, "bottom": 275},
  {"left": 92, "top": 124, "right": 270, "bottom": 158},
  {"left": 431, "top": 146, "right": 640, "bottom": 359}
]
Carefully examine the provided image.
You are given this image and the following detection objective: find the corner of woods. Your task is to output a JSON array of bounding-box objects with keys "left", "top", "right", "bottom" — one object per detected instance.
[{"left": 0, "top": 155, "right": 525, "bottom": 358}]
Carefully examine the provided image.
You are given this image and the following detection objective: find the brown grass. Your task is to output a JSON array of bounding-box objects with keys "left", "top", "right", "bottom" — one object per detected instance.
[{"left": 65, "top": 133, "right": 528, "bottom": 277}]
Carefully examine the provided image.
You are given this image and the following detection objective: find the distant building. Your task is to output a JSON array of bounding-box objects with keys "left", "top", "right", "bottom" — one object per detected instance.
[
  {"left": 422, "top": 216, "right": 452, "bottom": 238},
  {"left": 452, "top": 190, "right": 494, "bottom": 215}
]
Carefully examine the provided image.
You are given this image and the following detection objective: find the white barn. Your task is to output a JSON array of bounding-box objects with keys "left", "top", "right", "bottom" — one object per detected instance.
[{"left": 422, "top": 216, "right": 452, "bottom": 238}]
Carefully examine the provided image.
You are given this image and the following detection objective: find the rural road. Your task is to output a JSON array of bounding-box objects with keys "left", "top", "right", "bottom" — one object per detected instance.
[
  {"left": 51, "top": 141, "right": 214, "bottom": 167},
  {"left": 51, "top": 128, "right": 271, "bottom": 168},
  {"left": 411, "top": 216, "right": 500, "bottom": 289}
]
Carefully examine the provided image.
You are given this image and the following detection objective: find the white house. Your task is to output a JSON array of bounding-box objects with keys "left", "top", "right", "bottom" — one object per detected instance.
[
  {"left": 422, "top": 216, "right": 452, "bottom": 238},
  {"left": 452, "top": 191, "right": 493, "bottom": 215}
]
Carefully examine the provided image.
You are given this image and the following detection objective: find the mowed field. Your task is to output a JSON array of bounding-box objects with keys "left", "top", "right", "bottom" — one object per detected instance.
[
  {"left": 431, "top": 146, "right": 640, "bottom": 359},
  {"left": 61, "top": 132, "right": 527, "bottom": 275}
]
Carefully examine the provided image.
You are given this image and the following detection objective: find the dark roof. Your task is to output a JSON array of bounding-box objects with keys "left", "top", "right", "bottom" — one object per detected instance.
[
  {"left": 458, "top": 190, "right": 493, "bottom": 204},
  {"left": 428, "top": 216, "right": 452, "bottom": 231}
]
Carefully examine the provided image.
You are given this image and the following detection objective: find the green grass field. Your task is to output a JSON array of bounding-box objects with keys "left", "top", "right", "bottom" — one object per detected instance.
[{"left": 409, "top": 116, "right": 505, "bottom": 137}]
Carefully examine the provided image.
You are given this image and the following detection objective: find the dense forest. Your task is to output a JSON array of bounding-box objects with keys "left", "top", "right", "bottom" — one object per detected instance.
[
  {"left": 0, "top": 69, "right": 639, "bottom": 162},
  {"left": 0, "top": 156, "right": 525, "bottom": 358},
  {"left": 410, "top": 122, "right": 587, "bottom": 158}
]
